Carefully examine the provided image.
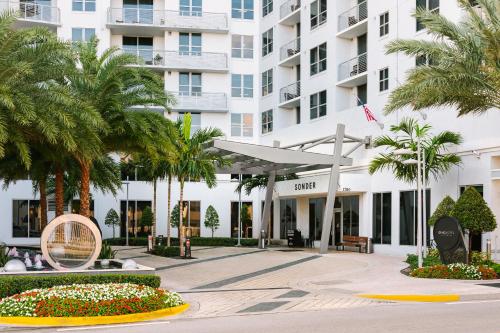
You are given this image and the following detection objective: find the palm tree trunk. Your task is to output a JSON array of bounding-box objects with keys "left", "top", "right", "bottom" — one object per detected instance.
[
  {"left": 55, "top": 165, "right": 64, "bottom": 216},
  {"left": 39, "top": 177, "right": 48, "bottom": 230},
  {"left": 179, "top": 179, "right": 185, "bottom": 257},
  {"left": 167, "top": 175, "right": 172, "bottom": 247},
  {"left": 78, "top": 160, "right": 91, "bottom": 218},
  {"left": 152, "top": 179, "right": 157, "bottom": 238}
]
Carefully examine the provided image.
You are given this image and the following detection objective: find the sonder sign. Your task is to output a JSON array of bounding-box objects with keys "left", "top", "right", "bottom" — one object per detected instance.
[{"left": 294, "top": 182, "right": 316, "bottom": 191}]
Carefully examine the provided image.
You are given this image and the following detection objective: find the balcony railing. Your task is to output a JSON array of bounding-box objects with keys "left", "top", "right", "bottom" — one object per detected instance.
[
  {"left": 338, "top": 53, "right": 367, "bottom": 82},
  {"left": 169, "top": 92, "right": 228, "bottom": 111},
  {"left": 338, "top": 1, "right": 367, "bottom": 32},
  {"left": 280, "top": 81, "right": 300, "bottom": 104},
  {"left": 121, "top": 49, "right": 228, "bottom": 71},
  {"left": 280, "top": 37, "right": 300, "bottom": 62},
  {"left": 280, "top": 0, "right": 300, "bottom": 20},
  {"left": 0, "top": 1, "right": 60, "bottom": 25},
  {"left": 107, "top": 7, "right": 228, "bottom": 32}
]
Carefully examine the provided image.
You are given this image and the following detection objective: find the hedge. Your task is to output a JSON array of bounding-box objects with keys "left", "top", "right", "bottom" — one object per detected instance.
[
  {"left": 0, "top": 274, "right": 160, "bottom": 299},
  {"left": 105, "top": 237, "right": 259, "bottom": 247},
  {"left": 152, "top": 246, "right": 180, "bottom": 257}
]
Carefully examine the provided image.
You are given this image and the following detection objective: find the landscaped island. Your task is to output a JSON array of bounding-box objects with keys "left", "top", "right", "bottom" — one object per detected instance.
[{"left": 0, "top": 283, "right": 184, "bottom": 317}]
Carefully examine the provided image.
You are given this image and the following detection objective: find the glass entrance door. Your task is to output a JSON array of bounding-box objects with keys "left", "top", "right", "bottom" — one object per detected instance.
[{"left": 333, "top": 209, "right": 343, "bottom": 246}]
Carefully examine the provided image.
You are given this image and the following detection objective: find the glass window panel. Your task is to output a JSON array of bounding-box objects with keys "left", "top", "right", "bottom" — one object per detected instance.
[
  {"left": 13, "top": 200, "right": 29, "bottom": 238},
  {"left": 72, "top": 28, "right": 82, "bottom": 41}
]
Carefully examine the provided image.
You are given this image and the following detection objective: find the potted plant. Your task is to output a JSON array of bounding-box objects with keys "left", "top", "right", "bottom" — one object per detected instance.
[
  {"left": 98, "top": 242, "right": 117, "bottom": 267},
  {"left": 154, "top": 53, "right": 163, "bottom": 65}
]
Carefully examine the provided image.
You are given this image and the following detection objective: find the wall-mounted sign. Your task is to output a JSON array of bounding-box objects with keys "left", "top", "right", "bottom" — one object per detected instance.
[{"left": 294, "top": 181, "right": 316, "bottom": 191}]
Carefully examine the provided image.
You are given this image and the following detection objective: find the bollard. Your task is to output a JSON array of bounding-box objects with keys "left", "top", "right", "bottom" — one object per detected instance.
[
  {"left": 147, "top": 235, "right": 153, "bottom": 252},
  {"left": 486, "top": 239, "right": 492, "bottom": 261},
  {"left": 260, "top": 230, "right": 266, "bottom": 249},
  {"left": 184, "top": 238, "right": 192, "bottom": 259}
]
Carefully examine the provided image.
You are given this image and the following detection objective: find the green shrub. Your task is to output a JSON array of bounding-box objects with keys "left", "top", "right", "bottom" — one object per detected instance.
[
  {"left": 98, "top": 241, "right": 117, "bottom": 259},
  {"left": 470, "top": 251, "right": 495, "bottom": 267},
  {"left": 152, "top": 246, "right": 180, "bottom": 257},
  {"left": 0, "top": 274, "right": 161, "bottom": 299},
  {"left": 490, "top": 263, "right": 500, "bottom": 275},
  {"left": 428, "top": 196, "right": 455, "bottom": 226},
  {"left": 405, "top": 252, "right": 441, "bottom": 270},
  {"left": 0, "top": 246, "right": 8, "bottom": 267},
  {"left": 105, "top": 237, "right": 258, "bottom": 247}
]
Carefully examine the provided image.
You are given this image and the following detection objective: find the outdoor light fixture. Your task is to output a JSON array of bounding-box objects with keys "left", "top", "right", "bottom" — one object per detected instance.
[
  {"left": 393, "top": 148, "right": 414, "bottom": 155},
  {"left": 402, "top": 159, "right": 418, "bottom": 165}
]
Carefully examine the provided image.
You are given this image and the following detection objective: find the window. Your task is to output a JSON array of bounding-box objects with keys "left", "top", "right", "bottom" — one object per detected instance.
[
  {"left": 310, "top": 90, "right": 327, "bottom": 119},
  {"left": 179, "top": 33, "right": 201, "bottom": 55},
  {"left": 343, "top": 196, "right": 359, "bottom": 237},
  {"left": 262, "top": 28, "right": 273, "bottom": 56},
  {"left": 179, "top": 72, "right": 202, "bottom": 96},
  {"left": 72, "top": 0, "right": 95, "bottom": 11},
  {"left": 263, "top": 0, "right": 273, "bottom": 16},
  {"left": 120, "top": 200, "right": 152, "bottom": 238},
  {"left": 400, "top": 190, "right": 431, "bottom": 246},
  {"left": 180, "top": 0, "right": 202, "bottom": 16},
  {"left": 232, "top": 0, "right": 254, "bottom": 19},
  {"left": 280, "top": 199, "right": 297, "bottom": 239},
  {"left": 71, "top": 200, "right": 95, "bottom": 217},
  {"left": 379, "top": 12, "right": 389, "bottom": 37},
  {"left": 357, "top": 84, "right": 367, "bottom": 105},
  {"left": 12, "top": 200, "right": 41, "bottom": 238},
  {"left": 179, "top": 112, "right": 201, "bottom": 133},
  {"left": 416, "top": 54, "right": 436, "bottom": 67},
  {"left": 261, "top": 110, "right": 273, "bottom": 134},
  {"left": 177, "top": 201, "right": 201, "bottom": 237},
  {"left": 416, "top": 0, "right": 439, "bottom": 31},
  {"left": 231, "top": 202, "right": 253, "bottom": 238},
  {"left": 123, "top": 0, "right": 153, "bottom": 24},
  {"left": 310, "top": 43, "right": 327, "bottom": 76},
  {"left": 231, "top": 113, "right": 253, "bottom": 137},
  {"left": 232, "top": 74, "right": 253, "bottom": 98},
  {"left": 310, "top": 0, "right": 327, "bottom": 29},
  {"left": 232, "top": 35, "right": 253, "bottom": 59},
  {"left": 123, "top": 36, "right": 153, "bottom": 64},
  {"left": 460, "top": 185, "right": 484, "bottom": 197},
  {"left": 379, "top": 67, "right": 389, "bottom": 92},
  {"left": 72, "top": 28, "right": 95, "bottom": 42},
  {"left": 261, "top": 69, "right": 273, "bottom": 96},
  {"left": 373, "top": 193, "right": 391, "bottom": 244}
]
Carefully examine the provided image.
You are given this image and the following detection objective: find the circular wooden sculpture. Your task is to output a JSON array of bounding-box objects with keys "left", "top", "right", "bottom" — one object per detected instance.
[{"left": 41, "top": 214, "right": 102, "bottom": 271}]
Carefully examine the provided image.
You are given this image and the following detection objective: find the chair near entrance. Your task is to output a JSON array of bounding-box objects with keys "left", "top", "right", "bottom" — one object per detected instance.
[{"left": 336, "top": 236, "right": 370, "bottom": 253}]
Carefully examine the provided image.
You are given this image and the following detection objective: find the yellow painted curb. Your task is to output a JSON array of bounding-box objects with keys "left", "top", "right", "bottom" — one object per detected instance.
[
  {"left": 0, "top": 303, "right": 189, "bottom": 327},
  {"left": 359, "top": 294, "right": 460, "bottom": 303}
]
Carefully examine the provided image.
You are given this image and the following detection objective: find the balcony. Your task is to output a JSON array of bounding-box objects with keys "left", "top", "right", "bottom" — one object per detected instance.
[
  {"left": 279, "top": 37, "right": 300, "bottom": 67},
  {"left": 279, "top": 81, "right": 300, "bottom": 108},
  {"left": 122, "top": 49, "right": 228, "bottom": 73},
  {"left": 0, "top": 1, "right": 60, "bottom": 30},
  {"left": 337, "top": 53, "right": 367, "bottom": 87},
  {"left": 279, "top": 0, "right": 300, "bottom": 26},
  {"left": 107, "top": 8, "right": 228, "bottom": 35},
  {"left": 169, "top": 92, "right": 228, "bottom": 113},
  {"left": 337, "top": 1, "right": 367, "bottom": 39}
]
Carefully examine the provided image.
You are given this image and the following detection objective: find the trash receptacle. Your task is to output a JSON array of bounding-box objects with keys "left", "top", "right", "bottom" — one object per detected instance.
[{"left": 366, "top": 238, "right": 374, "bottom": 254}]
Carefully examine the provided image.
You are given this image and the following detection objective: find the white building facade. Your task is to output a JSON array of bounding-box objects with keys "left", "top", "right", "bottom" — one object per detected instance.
[{"left": 1, "top": 0, "right": 499, "bottom": 256}]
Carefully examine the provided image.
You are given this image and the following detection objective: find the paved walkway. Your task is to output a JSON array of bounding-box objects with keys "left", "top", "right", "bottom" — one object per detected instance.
[{"left": 115, "top": 246, "right": 500, "bottom": 318}]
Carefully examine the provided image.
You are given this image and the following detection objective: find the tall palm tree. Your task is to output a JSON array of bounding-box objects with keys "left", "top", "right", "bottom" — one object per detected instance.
[
  {"left": 384, "top": 0, "right": 499, "bottom": 115},
  {"left": 369, "top": 118, "right": 462, "bottom": 183},
  {"left": 175, "top": 114, "right": 227, "bottom": 256},
  {"left": 66, "top": 38, "right": 175, "bottom": 217}
]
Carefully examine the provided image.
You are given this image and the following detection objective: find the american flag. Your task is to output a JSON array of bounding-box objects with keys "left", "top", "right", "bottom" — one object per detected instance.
[{"left": 357, "top": 97, "right": 384, "bottom": 129}]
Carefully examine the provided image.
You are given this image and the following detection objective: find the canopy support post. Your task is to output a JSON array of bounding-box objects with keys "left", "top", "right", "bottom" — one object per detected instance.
[
  {"left": 259, "top": 171, "right": 276, "bottom": 249},
  {"left": 319, "top": 124, "right": 346, "bottom": 255}
]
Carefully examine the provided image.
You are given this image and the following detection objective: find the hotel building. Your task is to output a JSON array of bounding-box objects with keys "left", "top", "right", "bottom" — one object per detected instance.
[{"left": 1, "top": 0, "right": 499, "bottom": 256}]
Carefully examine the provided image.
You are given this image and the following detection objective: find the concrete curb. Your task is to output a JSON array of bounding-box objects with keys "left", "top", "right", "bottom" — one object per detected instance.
[
  {"left": 0, "top": 303, "right": 189, "bottom": 327},
  {"left": 358, "top": 294, "right": 460, "bottom": 303}
]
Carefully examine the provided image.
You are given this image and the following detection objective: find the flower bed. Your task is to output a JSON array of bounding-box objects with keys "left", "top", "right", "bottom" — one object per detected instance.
[
  {"left": 0, "top": 283, "right": 184, "bottom": 317},
  {"left": 410, "top": 263, "right": 497, "bottom": 280}
]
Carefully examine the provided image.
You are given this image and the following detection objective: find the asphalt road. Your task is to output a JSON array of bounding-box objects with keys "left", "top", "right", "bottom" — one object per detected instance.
[{"left": 3, "top": 299, "right": 500, "bottom": 333}]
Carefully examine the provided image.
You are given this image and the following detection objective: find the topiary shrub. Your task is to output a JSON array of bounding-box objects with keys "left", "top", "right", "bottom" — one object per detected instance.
[
  {"left": 104, "top": 208, "right": 120, "bottom": 238},
  {"left": 428, "top": 196, "right": 455, "bottom": 226},
  {"left": 451, "top": 187, "right": 497, "bottom": 262},
  {"left": 204, "top": 205, "right": 220, "bottom": 237},
  {"left": 170, "top": 204, "right": 180, "bottom": 229}
]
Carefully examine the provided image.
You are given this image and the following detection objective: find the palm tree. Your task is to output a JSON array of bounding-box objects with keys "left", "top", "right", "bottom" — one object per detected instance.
[
  {"left": 66, "top": 38, "right": 175, "bottom": 217},
  {"left": 369, "top": 118, "right": 462, "bottom": 183},
  {"left": 174, "top": 114, "right": 227, "bottom": 256},
  {"left": 384, "top": 0, "right": 499, "bottom": 115}
]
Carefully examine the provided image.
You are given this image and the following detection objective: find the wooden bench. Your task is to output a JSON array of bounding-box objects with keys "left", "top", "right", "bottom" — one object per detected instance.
[{"left": 337, "top": 235, "right": 368, "bottom": 253}]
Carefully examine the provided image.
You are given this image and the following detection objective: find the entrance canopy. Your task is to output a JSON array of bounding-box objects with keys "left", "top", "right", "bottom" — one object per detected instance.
[{"left": 205, "top": 124, "right": 371, "bottom": 254}]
